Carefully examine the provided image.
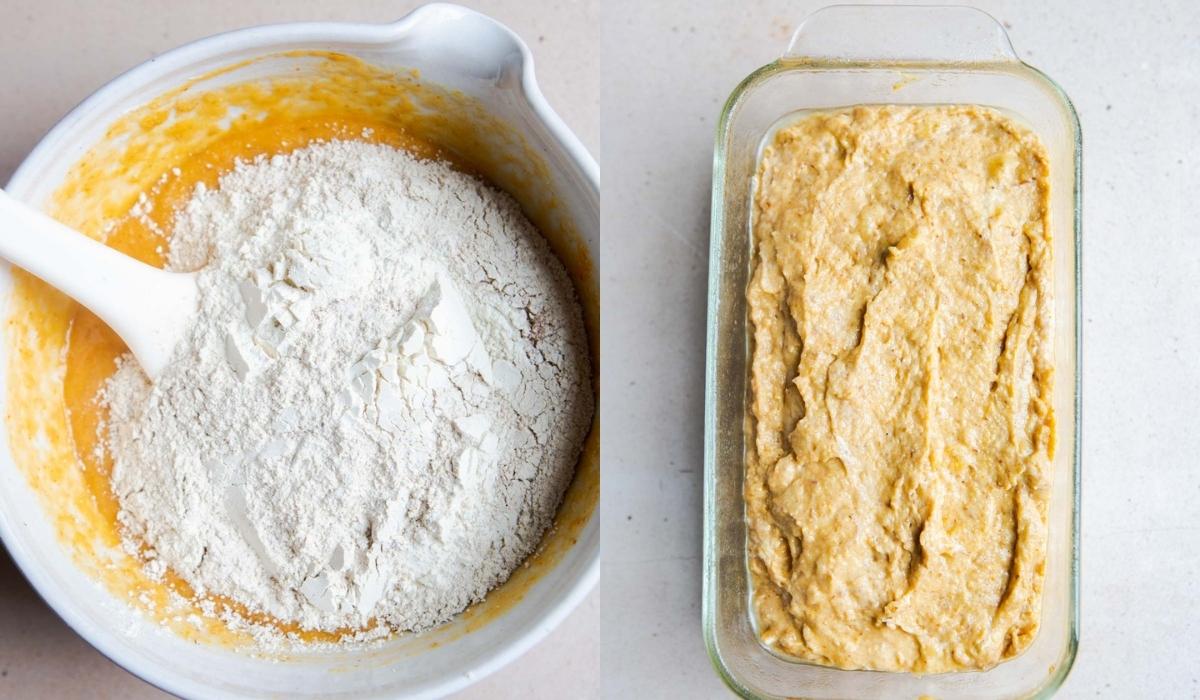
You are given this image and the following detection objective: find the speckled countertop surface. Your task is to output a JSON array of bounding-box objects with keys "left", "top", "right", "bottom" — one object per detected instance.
[{"left": 0, "top": 1, "right": 596, "bottom": 698}]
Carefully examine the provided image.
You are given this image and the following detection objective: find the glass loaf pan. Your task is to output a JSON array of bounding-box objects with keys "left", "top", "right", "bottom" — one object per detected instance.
[{"left": 702, "top": 6, "right": 1080, "bottom": 699}]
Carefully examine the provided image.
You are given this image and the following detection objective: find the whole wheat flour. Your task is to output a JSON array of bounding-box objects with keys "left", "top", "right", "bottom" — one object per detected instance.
[{"left": 100, "top": 139, "right": 592, "bottom": 642}]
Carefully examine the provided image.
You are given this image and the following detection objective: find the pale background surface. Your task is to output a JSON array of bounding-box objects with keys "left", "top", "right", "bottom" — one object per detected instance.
[
  {"left": 601, "top": 0, "right": 1199, "bottom": 698},
  {"left": 0, "top": 1, "right": 596, "bottom": 698}
]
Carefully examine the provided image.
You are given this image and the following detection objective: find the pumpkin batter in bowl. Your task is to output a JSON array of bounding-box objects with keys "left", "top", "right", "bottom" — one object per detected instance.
[
  {"left": 746, "top": 105, "right": 1053, "bottom": 673},
  {"left": 6, "top": 51, "right": 599, "bottom": 651}
]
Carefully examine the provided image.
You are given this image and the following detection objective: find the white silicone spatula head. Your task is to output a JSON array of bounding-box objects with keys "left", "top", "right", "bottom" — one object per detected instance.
[{"left": 0, "top": 188, "right": 197, "bottom": 379}]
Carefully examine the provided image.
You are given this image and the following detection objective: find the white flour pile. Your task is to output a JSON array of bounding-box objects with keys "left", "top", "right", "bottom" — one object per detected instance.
[{"left": 100, "top": 140, "right": 592, "bottom": 642}]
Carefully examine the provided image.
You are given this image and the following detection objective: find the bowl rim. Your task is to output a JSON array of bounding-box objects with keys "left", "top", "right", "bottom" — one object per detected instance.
[{"left": 0, "top": 4, "right": 599, "bottom": 699}]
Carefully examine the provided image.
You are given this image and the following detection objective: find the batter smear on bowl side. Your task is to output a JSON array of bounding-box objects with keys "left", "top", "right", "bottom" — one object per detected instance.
[
  {"left": 745, "top": 105, "right": 1054, "bottom": 672},
  {"left": 99, "top": 139, "right": 593, "bottom": 644}
]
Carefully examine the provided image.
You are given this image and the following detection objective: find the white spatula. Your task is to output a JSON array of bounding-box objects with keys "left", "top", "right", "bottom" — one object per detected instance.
[{"left": 0, "top": 188, "right": 198, "bottom": 379}]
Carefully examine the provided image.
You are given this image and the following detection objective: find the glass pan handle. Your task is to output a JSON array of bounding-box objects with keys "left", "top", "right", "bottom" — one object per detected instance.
[{"left": 784, "top": 5, "right": 1020, "bottom": 64}]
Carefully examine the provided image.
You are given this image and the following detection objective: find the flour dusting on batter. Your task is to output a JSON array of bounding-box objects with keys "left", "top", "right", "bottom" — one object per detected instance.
[{"left": 100, "top": 140, "right": 592, "bottom": 644}]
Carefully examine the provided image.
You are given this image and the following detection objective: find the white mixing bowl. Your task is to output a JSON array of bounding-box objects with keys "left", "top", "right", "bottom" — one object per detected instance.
[{"left": 0, "top": 4, "right": 598, "bottom": 698}]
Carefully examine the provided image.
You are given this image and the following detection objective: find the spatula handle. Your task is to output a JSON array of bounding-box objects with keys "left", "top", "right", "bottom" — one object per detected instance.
[{"left": 0, "top": 188, "right": 196, "bottom": 377}]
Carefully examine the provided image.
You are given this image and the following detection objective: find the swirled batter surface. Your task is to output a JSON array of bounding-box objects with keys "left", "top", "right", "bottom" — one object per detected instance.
[{"left": 746, "top": 105, "right": 1054, "bottom": 672}]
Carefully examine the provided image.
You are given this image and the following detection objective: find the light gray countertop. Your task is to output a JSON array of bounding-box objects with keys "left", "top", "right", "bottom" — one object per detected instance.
[
  {"left": 601, "top": 0, "right": 1199, "bottom": 697},
  {"left": 0, "top": 1, "right": 595, "bottom": 698}
]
